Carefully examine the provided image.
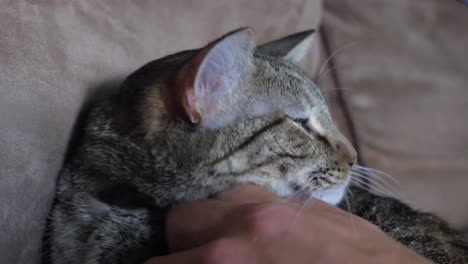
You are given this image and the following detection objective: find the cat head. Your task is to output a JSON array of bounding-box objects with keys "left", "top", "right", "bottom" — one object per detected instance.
[{"left": 121, "top": 28, "right": 356, "bottom": 205}]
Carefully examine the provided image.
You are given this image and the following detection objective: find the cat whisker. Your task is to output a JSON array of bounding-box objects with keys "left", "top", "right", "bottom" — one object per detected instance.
[
  {"left": 317, "top": 67, "right": 338, "bottom": 83},
  {"left": 317, "top": 41, "right": 359, "bottom": 80},
  {"left": 346, "top": 184, "right": 355, "bottom": 200},
  {"left": 351, "top": 171, "right": 402, "bottom": 198},
  {"left": 278, "top": 182, "right": 309, "bottom": 204},
  {"left": 351, "top": 172, "right": 402, "bottom": 199},
  {"left": 350, "top": 179, "right": 390, "bottom": 198},
  {"left": 344, "top": 191, "right": 359, "bottom": 241},
  {"left": 350, "top": 174, "right": 402, "bottom": 199},
  {"left": 351, "top": 169, "right": 407, "bottom": 201},
  {"left": 351, "top": 168, "right": 399, "bottom": 189},
  {"left": 353, "top": 165, "right": 402, "bottom": 188},
  {"left": 285, "top": 195, "right": 317, "bottom": 236}
]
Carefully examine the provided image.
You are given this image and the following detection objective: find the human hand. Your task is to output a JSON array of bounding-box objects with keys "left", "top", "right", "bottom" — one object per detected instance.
[{"left": 146, "top": 185, "right": 432, "bottom": 264}]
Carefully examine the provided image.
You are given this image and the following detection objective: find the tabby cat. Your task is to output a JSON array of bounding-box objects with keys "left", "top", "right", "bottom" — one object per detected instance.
[{"left": 46, "top": 28, "right": 468, "bottom": 264}]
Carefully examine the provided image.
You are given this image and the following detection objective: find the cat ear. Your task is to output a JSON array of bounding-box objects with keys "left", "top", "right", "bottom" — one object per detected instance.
[
  {"left": 174, "top": 28, "right": 255, "bottom": 128},
  {"left": 258, "top": 30, "right": 316, "bottom": 65}
]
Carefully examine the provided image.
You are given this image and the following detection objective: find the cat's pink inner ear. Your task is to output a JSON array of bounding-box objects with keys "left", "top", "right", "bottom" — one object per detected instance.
[
  {"left": 195, "top": 29, "right": 253, "bottom": 97},
  {"left": 185, "top": 90, "right": 200, "bottom": 123},
  {"left": 178, "top": 28, "right": 255, "bottom": 127},
  {"left": 173, "top": 58, "right": 203, "bottom": 124},
  {"left": 196, "top": 33, "right": 249, "bottom": 94}
]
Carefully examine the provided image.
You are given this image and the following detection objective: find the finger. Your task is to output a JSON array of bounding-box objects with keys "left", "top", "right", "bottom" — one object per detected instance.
[
  {"left": 146, "top": 238, "right": 255, "bottom": 264},
  {"left": 302, "top": 196, "right": 334, "bottom": 211},
  {"left": 216, "top": 184, "right": 280, "bottom": 203},
  {"left": 167, "top": 185, "right": 285, "bottom": 252},
  {"left": 144, "top": 248, "right": 200, "bottom": 264},
  {"left": 166, "top": 200, "right": 233, "bottom": 251},
  {"left": 306, "top": 198, "right": 351, "bottom": 216},
  {"left": 295, "top": 197, "right": 360, "bottom": 228}
]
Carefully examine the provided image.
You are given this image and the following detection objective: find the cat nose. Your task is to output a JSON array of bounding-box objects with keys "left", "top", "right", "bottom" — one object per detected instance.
[{"left": 328, "top": 133, "right": 357, "bottom": 168}]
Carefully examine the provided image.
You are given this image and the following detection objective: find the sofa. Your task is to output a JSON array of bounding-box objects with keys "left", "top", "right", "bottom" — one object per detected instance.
[{"left": 1, "top": 1, "right": 467, "bottom": 263}]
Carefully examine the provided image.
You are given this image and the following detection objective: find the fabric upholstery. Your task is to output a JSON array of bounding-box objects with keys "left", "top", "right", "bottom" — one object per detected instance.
[
  {"left": 2, "top": 1, "right": 468, "bottom": 263},
  {"left": 0, "top": 1, "right": 322, "bottom": 263},
  {"left": 323, "top": 0, "right": 468, "bottom": 229}
]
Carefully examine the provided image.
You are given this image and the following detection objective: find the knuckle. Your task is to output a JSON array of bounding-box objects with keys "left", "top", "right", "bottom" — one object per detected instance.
[
  {"left": 202, "top": 238, "right": 248, "bottom": 264},
  {"left": 244, "top": 204, "right": 296, "bottom": 236}
]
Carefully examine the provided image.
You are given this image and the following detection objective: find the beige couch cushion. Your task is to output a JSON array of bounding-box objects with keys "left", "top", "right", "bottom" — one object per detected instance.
[
  {"left": 0, "top": 1, "right": 322, "bottom": 263},
  {"left": 323, "top": 0, "right": 468, "bottom": 229}
]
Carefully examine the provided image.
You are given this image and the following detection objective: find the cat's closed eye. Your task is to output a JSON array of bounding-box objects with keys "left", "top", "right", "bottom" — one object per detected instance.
[
  {"left": 293, "top": 117, "right": 310, "bottom": 131},
  {"left": 292, "top": 117, "right": 327, "bottom": 143}
]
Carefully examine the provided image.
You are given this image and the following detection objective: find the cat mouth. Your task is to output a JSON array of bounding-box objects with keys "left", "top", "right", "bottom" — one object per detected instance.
[
  {"left": 227, "top": 171, "right": 351, "bottom": 205},
  {"left": 283, "top": 175, "right": 351, "bottom": 205},
  {"left": 283, "top": 183, "right": 349, "bottom": 205}
]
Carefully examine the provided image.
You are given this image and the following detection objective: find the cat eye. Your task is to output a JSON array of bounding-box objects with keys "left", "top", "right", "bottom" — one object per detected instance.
[
  {"left": 293, "top": 117, "right": 311, "bottom": 132},
  {"left": 292, "top": 117, "right": 323, "bottom": 141}
]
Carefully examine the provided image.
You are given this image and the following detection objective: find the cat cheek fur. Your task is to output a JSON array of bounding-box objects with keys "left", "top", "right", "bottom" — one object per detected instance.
[{"left": 194, "top": 117, "right": 352, "bottom": 204}]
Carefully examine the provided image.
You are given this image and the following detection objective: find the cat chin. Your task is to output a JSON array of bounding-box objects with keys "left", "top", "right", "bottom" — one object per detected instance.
[
  {"left": 312, "top": 183, "right": 348, "bottom": 205},
  {"left": 266, "top": 178, "right": 350, "bottom": 205}
]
